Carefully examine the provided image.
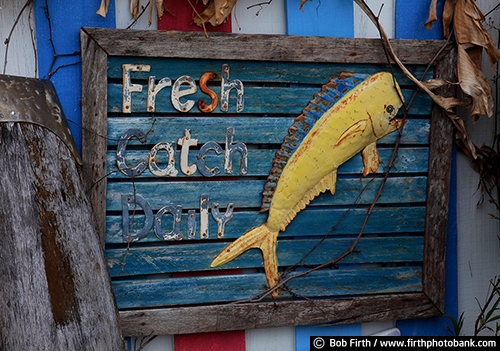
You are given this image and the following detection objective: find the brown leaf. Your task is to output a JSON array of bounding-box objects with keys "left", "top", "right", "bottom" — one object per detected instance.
[
  {"left": 454, "top": 0, "right": 500, "bottom": 71},
  {"left": 442, "top": 0, "right": 458, "bottom": 38},
  {"left": 425, "top": 0, "right": 439, "bottom": 29},
  {"left": 130, "top": 0, "right": 140, "bottom": 19},
  {"left": 96, "top": 0, "right": 110, "bottom": 17},
  {"left": 422, "top": 78, "right": 459, "bottom": 90},
  {"left": 457, "top": 44, "right": 494, "bottom": 119},
  {"left": 156, "top": 0, "right": 165, "bottom": 20},
  {"left": 193, "top": 0, "right": 237, "bottom": 27}
]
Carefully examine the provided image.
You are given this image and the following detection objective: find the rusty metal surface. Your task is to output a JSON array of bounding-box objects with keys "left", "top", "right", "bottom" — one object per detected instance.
[{"left": 0, "top": 74, "right": 81, "bottom": 164}]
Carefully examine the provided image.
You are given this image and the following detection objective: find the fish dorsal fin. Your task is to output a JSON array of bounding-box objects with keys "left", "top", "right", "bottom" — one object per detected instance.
[{"left": 261, "top": 72, "right": 370, "bottom": 212}]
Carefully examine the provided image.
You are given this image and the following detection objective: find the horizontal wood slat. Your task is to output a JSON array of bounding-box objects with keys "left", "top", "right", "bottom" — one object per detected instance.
[
  {"left": 112, "top": 265, "right": 423, "bottom": 308},
  {"left": 106, "top": 206, "right": 427, "bottom": 243},
  {"left": 107, "top": 236, "right": 424, "bottom": 278}
]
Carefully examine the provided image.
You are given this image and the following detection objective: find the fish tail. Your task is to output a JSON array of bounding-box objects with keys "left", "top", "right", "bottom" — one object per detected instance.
[{"left": 211, "top": 224, "right": 281, "bottom": 298}]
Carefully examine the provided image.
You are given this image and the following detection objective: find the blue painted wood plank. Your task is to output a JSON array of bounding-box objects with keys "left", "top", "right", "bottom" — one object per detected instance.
[
  {"left": 395, "top": 0, "right": 445, "bottom": 40},
  {"left": 106, "top": 176, "right": 428, "bottom": 211},
  {"left": 296, "top": 324, "right": 362, "bottom": 351},
  {"left": 107, "top": 83, "right": 432, "bottom": 115},
  {"left": 112, "top": 266, "right": 423, "bottom": 308},
  {"left": 106, "top": 206, "right": 427, "bottom": 243},
  {"left": 34, "top": 0, "right": 116, "bottom": 152},
  {"left": 107, "top": 57, "right": 433, "bottom": 86},
  {"left": 106, "top": 117, "right": 430, "bottom": 146},
  {"left": 285, "top": 0, "right": 354, "bottom": 38},
  {"left": 106, "top": 147, "right": 429, "bottom": 179},
  {"left": 106, "top": 236, "right": 424, "bottom": 277}
]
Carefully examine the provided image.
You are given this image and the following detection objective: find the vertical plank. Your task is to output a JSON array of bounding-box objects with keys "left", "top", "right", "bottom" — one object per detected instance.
[
  {"left": 34, "top": 0, "right": 116, "bottom": 152},
  {"left": 285, "top": 0, "right": 353, "bottom": 37},
  {"left": 231, "top": 0, "right": 286, "bottom": 34},
  {"left": 353, "top": 0, "right": 394, "bottom": 38},
  {"left": 0, "top": 1, "right": 36, "bottom": 77},
  {"left": 246, "top": 327, "right": 295, "bottom": 351},
  {"left": 115, "top": 0, "right": 158, "bottom": 29},
  {"left": 158, "top": 1, "right": 231, "bottom": 32},
  {"left": 80, "top": 29, "right": 109, "bottom": 244},
  {"left": 175, "top": 331, "right": 246, "bottom": 351},
  {"left": 295, "top": 324, "right": 361, "bottom": 351},
  {"left": 394, "top": 0, "right": 444, "bottom": 39}
]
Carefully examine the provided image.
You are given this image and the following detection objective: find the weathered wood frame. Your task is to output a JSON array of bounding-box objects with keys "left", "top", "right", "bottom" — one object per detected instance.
[{"left": 81, "top": 27, "right": 455, "bottom": 335}]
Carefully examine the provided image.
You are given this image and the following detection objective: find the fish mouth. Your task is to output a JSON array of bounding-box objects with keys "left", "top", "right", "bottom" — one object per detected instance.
[{"left": 390, "top": 117, "right": 406, "bottom": 129}]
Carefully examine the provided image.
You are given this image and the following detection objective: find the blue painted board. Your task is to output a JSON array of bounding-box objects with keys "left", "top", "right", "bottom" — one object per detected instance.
[
  {"left": 34, "top": 0, "right": 115, "bottom": 153},
  {"left": 296, "top": 324, "right": 362, "bottom": 351},
  {"left": 395, "top": 0, "right": 445, "bottom": 40},
  {"left": 285, "top": 0, "right": 354, "bottom": 38},
  {"left": 106, "top": 206, "right": 427, "bottom": 243},
  {"left": 107, "top": 57, "right": 433, "bottom": 86},
  {"left": 112, "top": 265, "right": 423, "bottom": 308},
  {"left": 106, "top": 117, "right": 431, "bottom": 146},
  {"left": 107, "top": 236, "right": 424, "bottom": 277}
]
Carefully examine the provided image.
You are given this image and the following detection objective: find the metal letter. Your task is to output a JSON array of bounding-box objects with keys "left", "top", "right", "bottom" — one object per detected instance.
[
  {"left": 171, "top": 75, "right": 197, "bottom": 112},
  {"left": 148, "top": 141, "right": 178, "bottom": 177},
  {"left": 198, "top": 72, "right": 218, "bottom": 113},
  {"left": 116, "top": 128, "right": 148, "bottom": 177},
  {"left": 177, "top": 129, "right": 198, "bottom": 176},
  {"left": 211, "top": 202, "right": 234, "bottom": 238},
  {"left": 154, "top": 204, "right": 183, "bottom": 241},
  {"left": 122, "top": 64, "right": 150, "bottom": 113},
  {"left": 121, "top": 194, "right": 154, "bottom": 242},
  {"left": 224, "top": 127, "right": 248, "bottom": 174},
  {"left": 187, "top": 210, "right": 196, "bottom": 240},
  {"left": 196, "top": 141, "right": 223, "bottom": 177},
  {"left": 147, "top": 76, "right": 172, "bottom": 112},
  {"left": 200, "top": 194, "right": 209, "bottom": 239},
  {"left": 220, "top": 64, "right": 244, "bottom": 112}
]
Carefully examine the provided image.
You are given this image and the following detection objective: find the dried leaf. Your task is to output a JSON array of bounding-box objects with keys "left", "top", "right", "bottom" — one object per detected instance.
[
  {"left": 453, "top": 0, "right": 500, "bottom": 71},
  {"left": 96, "top": 0, "right": 110, "bottom": 17},
  {"left": 442, "top": 0, "right": 457, "bottom": 38},
  {"left": 193, "top": 0, "right": 237, "bottom": 27},
  {"left": 149, "top": 0, "right": 154, "bottom": 26},
  {"left": 422, "top": 78, "right": 458, "bottom": 90},
  {"left": 156, "top": 0, "right": 165, "bottom": 21},
  {"left": 130, "top": 0, "right": 140, "bottom": 19},
  {"left": 425, "top": 0, "right": 439, "bottom": 29},
  {"left": 457, "top": 44, "right": 494, "bottom": 119},
  {"left": 300, "top": 0, "right": 307, "bottom": 11}
]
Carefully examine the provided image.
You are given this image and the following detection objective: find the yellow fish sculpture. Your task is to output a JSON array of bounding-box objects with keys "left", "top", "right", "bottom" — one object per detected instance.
[{"left": 211, "top": 71, "right": 405, "bottom": 298}]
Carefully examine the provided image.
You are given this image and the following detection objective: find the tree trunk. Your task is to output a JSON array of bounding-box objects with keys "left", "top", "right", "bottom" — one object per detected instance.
[{"left": 0, "top": 97, "right": 124, "bottom": 349}]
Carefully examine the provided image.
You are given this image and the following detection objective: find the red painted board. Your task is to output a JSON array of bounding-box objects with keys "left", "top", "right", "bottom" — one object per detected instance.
[
  {"left": 158, "top": 1, "right": 231, "bottom": 32},
  {"left": 175, "top": 330, "right": 245, "bottom": 351}
]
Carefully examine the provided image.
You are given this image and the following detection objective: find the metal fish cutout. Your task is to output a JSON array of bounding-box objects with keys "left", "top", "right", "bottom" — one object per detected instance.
[{"left": 211, "top": 72, "right": 405, "bottom": 298}]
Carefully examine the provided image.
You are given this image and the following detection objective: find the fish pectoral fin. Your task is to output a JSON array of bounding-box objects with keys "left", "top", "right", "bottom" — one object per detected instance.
[
  {"left": 211, "top": 225, "right": 281, "bottom": 298},
  {"left": 334, "top": 119, "right": 368, "bottom": 147},
  {"left": 362, "top": 142, "right": 380, "bottom": 176}
]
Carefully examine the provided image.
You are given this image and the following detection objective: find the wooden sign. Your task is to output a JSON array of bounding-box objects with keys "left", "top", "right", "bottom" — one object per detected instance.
[{"left": 81, "top": 28, "right": 455, "bottom": 335}]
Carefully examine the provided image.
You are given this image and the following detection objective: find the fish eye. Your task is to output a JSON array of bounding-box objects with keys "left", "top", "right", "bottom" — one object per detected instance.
[{"left": 386, "top": 105, "right": 394, "bottom": 114}]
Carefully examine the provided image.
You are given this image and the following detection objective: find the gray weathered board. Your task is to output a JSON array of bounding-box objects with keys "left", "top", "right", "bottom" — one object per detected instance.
[{"left": 80, "top": 28, "right": 455, "bottom": 335}]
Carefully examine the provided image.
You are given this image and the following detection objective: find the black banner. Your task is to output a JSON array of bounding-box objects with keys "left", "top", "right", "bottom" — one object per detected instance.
[{"left": 310, "top": 336, "right": 498, "bottom": 350}]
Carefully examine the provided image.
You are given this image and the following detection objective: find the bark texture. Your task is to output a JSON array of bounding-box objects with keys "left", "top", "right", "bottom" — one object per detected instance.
[{"left": 0, "top": 122, "right": 125, "bottom": 350}]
